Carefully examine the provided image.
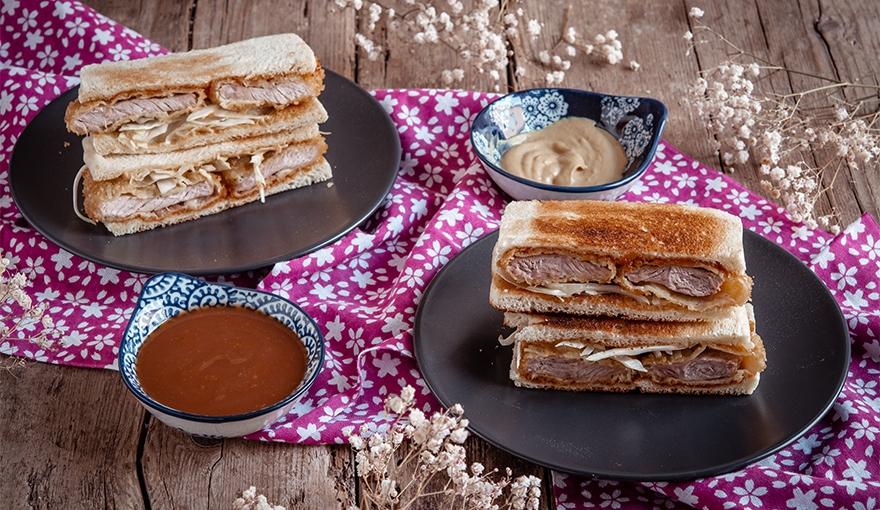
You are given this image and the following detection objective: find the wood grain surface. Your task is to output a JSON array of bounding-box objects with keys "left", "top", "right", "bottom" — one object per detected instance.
[{"left": 2, "top": 0, "right": 878, "bottom": 508}]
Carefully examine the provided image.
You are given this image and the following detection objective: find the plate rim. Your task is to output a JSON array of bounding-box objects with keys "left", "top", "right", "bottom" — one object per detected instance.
[{"left": 413, "top": 228, "right": 850, "bottom": 481}]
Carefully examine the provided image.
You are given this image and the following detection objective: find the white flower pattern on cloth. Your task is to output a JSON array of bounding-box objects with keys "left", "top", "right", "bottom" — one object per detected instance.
[{"left": 1, "top": 1, "right": 880, "bottom": 508}]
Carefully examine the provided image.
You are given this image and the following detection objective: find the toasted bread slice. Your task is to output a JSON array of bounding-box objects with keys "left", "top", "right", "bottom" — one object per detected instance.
[{"left": 490, "top": 200, "right": 752, "bottom": 320}]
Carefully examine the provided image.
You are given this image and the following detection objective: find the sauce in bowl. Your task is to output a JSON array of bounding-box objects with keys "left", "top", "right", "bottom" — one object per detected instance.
[
  {"left": 135, "top": 306, "right": 307, "bottom": 416},
  {"left": 499, "top": 117, "right": 627, "bottom": 187}
]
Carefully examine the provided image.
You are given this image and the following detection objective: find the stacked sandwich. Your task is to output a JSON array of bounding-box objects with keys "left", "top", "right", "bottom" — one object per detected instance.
[
  {"left": 490, "top": 200, "right": 766, "bottom": 395},
  {"left": 64, "top": 33, "right": 330, "bottom": 236}
]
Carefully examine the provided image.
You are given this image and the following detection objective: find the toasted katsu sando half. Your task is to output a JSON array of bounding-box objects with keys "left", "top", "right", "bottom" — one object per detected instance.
[
  {"left": 503, "top": 304, "right": 766, "bottom": 395},
  {"left": 489, "top": 200, "right": 753, "bottom": 321},
  {"left": 79, "top": 125, "right": 330, "bottom": 236},
  {"left": 64, "top": 33, "right": 326, "bottom": 155}
]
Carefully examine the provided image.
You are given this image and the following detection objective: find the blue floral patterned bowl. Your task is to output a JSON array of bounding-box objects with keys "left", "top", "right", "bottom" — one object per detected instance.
[
  {"left": 471, "top": 88, "right": 667, "bottom": 201},
  {"left": 118, "top": 273, "right": 324, "bottom": 438}
]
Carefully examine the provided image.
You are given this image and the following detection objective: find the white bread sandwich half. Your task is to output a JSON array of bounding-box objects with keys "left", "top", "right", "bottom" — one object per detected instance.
[
  {"left": 489, "top": 200, "right": 753, "bottom": 322},
  {"left": 65, "top": 33, "right": 332, "bottom": 236},
  {"left": 80, "top": 125, "right": 330, "bottom": 236},
  {"left": 65, "top": 33, "right": 326, "bottom": 155},
  {"left": 502, "top": 304, "right": 766, "bottom": 395}
]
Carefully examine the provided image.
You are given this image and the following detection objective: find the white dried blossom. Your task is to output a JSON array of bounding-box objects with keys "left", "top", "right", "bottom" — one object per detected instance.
[
  {"left": 689, "top": 6, "right": 705, "bottom": 19},
  {"left": 344, "top": 386, "right": 542, "bottom": 509},
  {"left": 545, "top": 70, "right": 565, "bottom": 85},
  {"left": 233, "top": 487, "right": 285, "bottom": 510},
  {"left": 687, "top": 11, "right": 877, "bottom": 231},
  {"left": 527, "top": 19, "right": 542, "bottom": 37},
  {"left": 0, "top": 256, "right": 58, "bottom": 351}
]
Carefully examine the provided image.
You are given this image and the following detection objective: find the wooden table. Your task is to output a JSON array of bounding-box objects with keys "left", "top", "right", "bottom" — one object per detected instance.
[{"left": 2, "top": 0, "right": 878, "bottom": 507}]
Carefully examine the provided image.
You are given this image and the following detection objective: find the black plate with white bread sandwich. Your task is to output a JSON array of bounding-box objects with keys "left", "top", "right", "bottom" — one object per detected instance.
[
  {"left": 64, "top": 33, "right": 330, "bottom": 236},
  {"left": 489, "top": 200, "right": 753, "bottom": 322},
  {"left": 502, "top": 304, "right": 766, "bottom": 395}
]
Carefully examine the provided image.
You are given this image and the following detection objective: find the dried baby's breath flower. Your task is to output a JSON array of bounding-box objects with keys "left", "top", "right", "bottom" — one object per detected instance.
[
  {"left": 344, "top": 385, "right": 542, "bottom": 509},
  {"left": 233, "top": 487, "right": 286, "bottom": 510},
  {"left": 0, "top": 256, "right": 59, "bottom": 354},
  {"left": 337, "top": 1, "right": 636, "bottom": 90},
  {"left": 686, "top": 8, "right": 880, "bottom": 231}
]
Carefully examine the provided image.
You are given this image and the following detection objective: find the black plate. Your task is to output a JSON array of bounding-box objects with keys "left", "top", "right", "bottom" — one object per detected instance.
[
  {"left": 8, "top": 70, "right": 400, "bottom": 275},
  {"left": 413, "top": 229, "right": 850, "bottom": 481}
]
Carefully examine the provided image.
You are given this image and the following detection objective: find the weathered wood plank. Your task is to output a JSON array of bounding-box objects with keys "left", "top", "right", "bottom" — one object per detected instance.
[
  {"left": 350, "top": 0, "right": 507, "bottom": 92},
  {"left": 79, "top": 0, "right": 193, "bottom": 51},
  {"left": 510, "top": 0, "right": 710, "bottom": 171},
  {"left": 0, "top": 359, "right": 145, "bottom": 508},
  {"left": 139, "top": 423, "right": 353, "bottom": 509},
  {"left": 190, "top": 0, "right": 357, "bottom": 80},
  {"left": 684, "top": 0, "right": 879, "bottom": 228}
]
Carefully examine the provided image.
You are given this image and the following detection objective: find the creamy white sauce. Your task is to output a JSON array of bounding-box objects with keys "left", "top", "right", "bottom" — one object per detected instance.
[{"left": 499, "top": 117, "right": 627, "bottom": 187}]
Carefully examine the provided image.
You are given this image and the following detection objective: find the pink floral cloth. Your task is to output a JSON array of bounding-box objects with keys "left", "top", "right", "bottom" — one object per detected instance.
[{"left": 2, "top": 2, "right": 880, "bottom": 508}]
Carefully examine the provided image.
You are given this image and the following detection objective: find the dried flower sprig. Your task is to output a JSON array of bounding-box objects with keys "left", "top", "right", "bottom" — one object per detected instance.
[
  {"left": 345, "top": 385, "right": 542, "bottom": 510},
  {"left": 233, "top": 487, "right": 286, "bottom": 510},
  {"left": 1, "top": 255, "right": 58, "bottom": 352},
  {"left": 334, "top": 0, "right": 632, "bottom": 90},
  {"left": 686, "top": 7, "right": 880, "bottom": 231},
  {"left": 234, "top": 387, "right": 541, "bottom": 510}
]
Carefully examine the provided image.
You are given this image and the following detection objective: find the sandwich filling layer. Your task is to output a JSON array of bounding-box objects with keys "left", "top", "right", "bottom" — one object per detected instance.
[
  {"left": 513, "top": 338, "right": 764, "bottom": 393},
  {"left": 84, "top": 139, "right": 327, "bottom": 223},
  {"left": 66, "top": 68, "right": 325, "bottom": 136},
  {"left": 69, "top": 93, "right": 202, "bottom": 134},
  {"left": 497, "top": 250, "right": 749, "bottom": 311},
  {"left": 213, "top": 77, "right": 320, "bottom": 108}
]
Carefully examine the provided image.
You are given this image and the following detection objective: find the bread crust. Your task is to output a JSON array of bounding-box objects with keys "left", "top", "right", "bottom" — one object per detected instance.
[
  {"left": 76, "top": 34, "right": 318, "bottom": 104},
  {"left": 494, "top": 200, "right": 747, "bottom": 273}
]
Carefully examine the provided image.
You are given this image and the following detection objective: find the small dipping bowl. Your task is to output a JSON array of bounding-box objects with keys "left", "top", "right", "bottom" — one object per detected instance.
[
  {"left": 118, "top": 272, "right": 324, "bottom": 438},
  {"left": 471, "top": 87, "right": 668, "bottom": 201}
]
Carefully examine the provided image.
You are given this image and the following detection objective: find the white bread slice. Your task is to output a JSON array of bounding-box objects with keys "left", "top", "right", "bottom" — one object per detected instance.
[
  {"left": 82, "top": 124, "right": 321, "bottom": 181},
  {"left": 90, "top": 97, "right": 328, "bottom": 156},
  {"left": 76, "top": 34, "right": 318, "bottom": 104}
]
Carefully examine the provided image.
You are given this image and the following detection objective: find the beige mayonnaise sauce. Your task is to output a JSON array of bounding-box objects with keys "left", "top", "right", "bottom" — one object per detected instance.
[{"left": 499, "top": 117, "right": 627, "bottom": 187}]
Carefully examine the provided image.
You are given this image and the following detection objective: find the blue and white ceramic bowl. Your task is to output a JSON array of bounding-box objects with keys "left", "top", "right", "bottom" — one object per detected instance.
[
  {"left": 118, "top": 272, "right": 325, "bottom": 438},
  {"left": 471, "top": 88, "right": 668, "bottom": 201}
]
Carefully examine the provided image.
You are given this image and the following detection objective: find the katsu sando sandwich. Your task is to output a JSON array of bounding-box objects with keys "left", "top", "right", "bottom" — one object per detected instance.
[
  {"left": 64, "top": 33, "right": 331, "bottom": 236},
  {"left": 502, "top": 304, "right": 766, "bottom": 395},
  {"left": 65, "top": 33, "right": 326, "bottom": 155},
  {"left": 489, "top": 200, "right": 753, "bottom": 321},
  {"left": 80, "top": 125, "right": 330, "bottom": 236}
]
